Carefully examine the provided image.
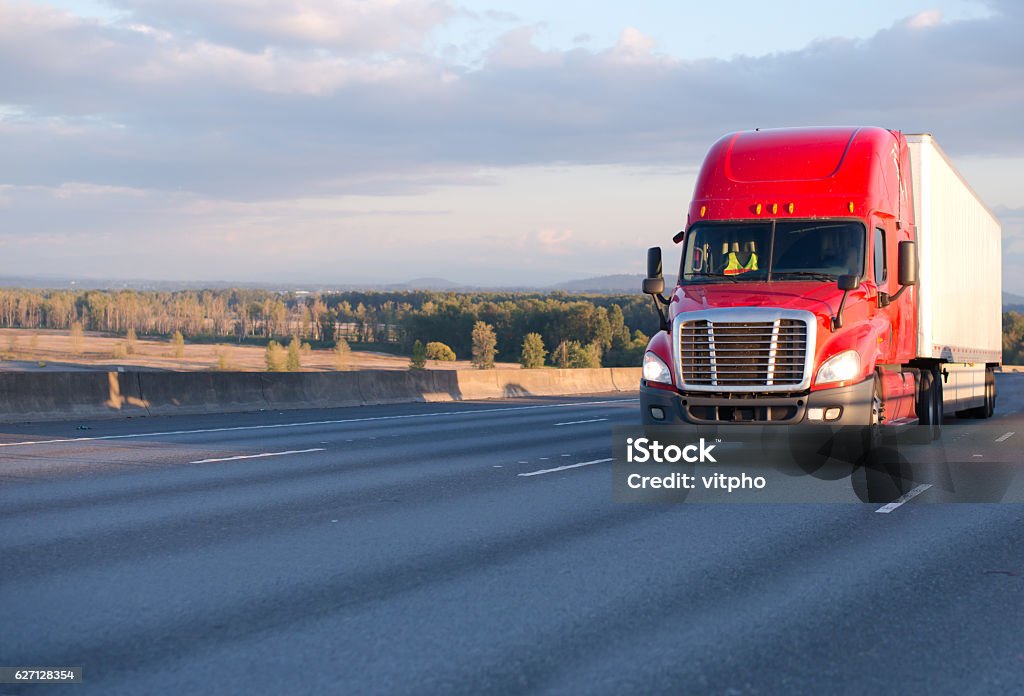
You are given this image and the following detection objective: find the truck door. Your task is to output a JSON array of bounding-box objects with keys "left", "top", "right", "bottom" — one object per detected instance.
[{"left": 871, "top": 218, "right": 896, "bottom": 364}]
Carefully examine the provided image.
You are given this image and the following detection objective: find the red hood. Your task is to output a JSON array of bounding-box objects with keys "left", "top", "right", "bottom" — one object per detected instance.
[{"left": 670, "top": 281, "right": 847, "bottom": 320}]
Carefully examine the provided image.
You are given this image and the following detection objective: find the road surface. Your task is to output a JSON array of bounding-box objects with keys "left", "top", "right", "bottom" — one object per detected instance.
[{"left": 1, "top": 375, "right": 1023, "bottom": 694}]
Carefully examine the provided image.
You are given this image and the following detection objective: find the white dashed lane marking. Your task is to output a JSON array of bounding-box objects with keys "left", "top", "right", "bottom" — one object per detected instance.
[
  {"left": 518, "top": 458, "right": 613, "bottom": 478},
  {"left": 190, "top": 448, "right": 326, "bottom": 464},
  {"left": 876, "top": 484, "right": 932, "bottom": 513},
  {"left": 553, "top": 418, "right": 609, "bottom": 427}
]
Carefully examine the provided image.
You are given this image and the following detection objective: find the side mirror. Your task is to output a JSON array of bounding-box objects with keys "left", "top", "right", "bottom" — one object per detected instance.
[
  {"left": 898, "top": 241, "right": 917, "bottom": 286},
  {"left": 643, "top": 246, "right": 664, "bottom": 296},
  {"left": 837, "top": 274, "right": 860, "bottom": 292}
]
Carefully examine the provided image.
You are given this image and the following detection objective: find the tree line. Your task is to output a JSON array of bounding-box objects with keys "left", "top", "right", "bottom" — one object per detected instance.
[
  {"left": 0, "top": 288, "right": 659, "bottom": 368},
  {"left": 4, "top": 286, "right": 1019, "bottom": 368}
]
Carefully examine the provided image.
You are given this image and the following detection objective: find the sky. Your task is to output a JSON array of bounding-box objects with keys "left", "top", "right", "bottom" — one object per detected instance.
[{"left": 0, "top": 0, "right": 1022, "bottom": 290}]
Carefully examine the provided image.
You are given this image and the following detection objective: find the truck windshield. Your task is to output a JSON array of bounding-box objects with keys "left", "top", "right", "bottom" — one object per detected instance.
[{"left": 680, "top": 220, "right": 865, "bottom": 283}]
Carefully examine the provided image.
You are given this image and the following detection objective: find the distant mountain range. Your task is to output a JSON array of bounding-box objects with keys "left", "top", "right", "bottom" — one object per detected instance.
[
  {"left": 0, "top": 273, "right": 655, "bottom": 295},
  {"left": 396, "top": 274, "right": 679, "bottom": 294}
]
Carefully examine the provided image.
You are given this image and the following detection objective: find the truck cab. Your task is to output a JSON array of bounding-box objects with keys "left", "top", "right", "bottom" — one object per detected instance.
[{"left": 641, "top": 127, "right": 1000, "bottom": 440}]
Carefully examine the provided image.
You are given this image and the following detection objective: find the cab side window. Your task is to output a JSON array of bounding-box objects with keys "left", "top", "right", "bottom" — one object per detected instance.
[{"left": 873, "top": 227, "right": 887, "bottom": 285}]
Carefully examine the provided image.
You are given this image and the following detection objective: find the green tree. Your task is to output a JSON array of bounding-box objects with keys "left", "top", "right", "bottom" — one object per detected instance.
[
  {"left": 1004, "top": 311, "right": 1024, "bottom": 364},
  {"left": 605, "top": 329, "right": 650, "bottom": 367},
  {"left": 319, "top": 309, "right": 337, "bottom": 344},
  {"left": 608, "top": 304, "right": 631, "bottom": 349},
  {"left": 286, "top": 336, "right": 302, "bottom": 371},
  {"left": 172, "top": 330, "right": 185, "bottom": 359},
  {"left": 425, "top": 341, "right": 456, "bottom": 361},
  {"left": 126, "top": 327, "right": 137, "bottom": 354},
  {"left": 471, "top": 321, "right": 497, "bottom": 369},
  {"left": 552, "top": 340, "right": 601, "bottom": 368},
  {"left": 520, "top": 332, "right": 547, "bottom": 368},
  {"left": 552, "top": 340, "right": 571, "bottom": 368},
  {"left": 410, "top": 339, "right": 427, "bottom": 370},
  {"left": 573, "top": 341, "right": 603, "bottom": 368},
  {"left": 334, "top": 338, "right": 351, "bottom": 371},
  {"left": 265, "top": 340, "right": 286, "bottom": 371}
]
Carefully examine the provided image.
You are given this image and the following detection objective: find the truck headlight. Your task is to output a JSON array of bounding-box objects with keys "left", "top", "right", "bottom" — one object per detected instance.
[
  {"left": 643, "top": 351, "right": 672, "bottom": 385},
  {"left": 816, "top": 350, "right": 861, "bottom": 384}
]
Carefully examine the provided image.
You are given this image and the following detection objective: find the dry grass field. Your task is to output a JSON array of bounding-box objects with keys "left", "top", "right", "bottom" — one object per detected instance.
[{"left": 0, "top": 329, "right": 522, "bottom": 372}]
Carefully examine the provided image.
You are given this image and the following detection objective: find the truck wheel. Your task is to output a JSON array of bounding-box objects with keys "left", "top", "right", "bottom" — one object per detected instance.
[
  {"left": 850, "top": 375, "right": 884, "bottom": 461},
  {"left": 916, "top": 367, "right": 942, "bottom": 440},
  {"left": 866, "top": 376, "right": 883, "bottom": 452},
  {"left": 965, "top": 368, "right": 996, "bottom": 419},
  {"left": 986, "top": 368, "right": 996, "bottom": 417}
]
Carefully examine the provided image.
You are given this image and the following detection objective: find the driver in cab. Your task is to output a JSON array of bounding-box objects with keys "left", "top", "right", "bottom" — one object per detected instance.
[{"left": 723, "top": 241, "right": 758, "bottom": 275}]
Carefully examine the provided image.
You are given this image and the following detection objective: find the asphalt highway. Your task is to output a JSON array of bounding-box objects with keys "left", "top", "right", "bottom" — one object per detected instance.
[{"left": 1, "top": 375, "right": 1023, "bottom": 694}]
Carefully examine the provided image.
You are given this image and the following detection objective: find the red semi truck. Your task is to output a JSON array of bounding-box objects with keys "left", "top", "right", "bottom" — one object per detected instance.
[{"left": 640, "top": 126, "right": 1002, "bottom": 445}]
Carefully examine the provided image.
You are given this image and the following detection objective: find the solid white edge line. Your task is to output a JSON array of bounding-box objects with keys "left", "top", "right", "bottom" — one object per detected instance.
[
  {"left": 189, "top": 448, "right": 326, "bottom": 464},
  {"left": 553, "top": 418, "right": 609, "bottom": 426},
  {"left": 0, "top": 399, "right": 638, "bottom": 449},
  {"left": 875, "top": 483, "right": 932, "bottom": 513},
  {"left": 995, "top": 431, "right": 1015, "bottom": 442},
  {"left": 518, "top": 458, "right": 613, "bottom": 477}
]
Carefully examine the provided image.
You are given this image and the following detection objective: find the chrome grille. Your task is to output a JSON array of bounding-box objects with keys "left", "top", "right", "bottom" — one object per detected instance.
[{"left": 678, "top": 316, "right": 809, "bottom": 389}]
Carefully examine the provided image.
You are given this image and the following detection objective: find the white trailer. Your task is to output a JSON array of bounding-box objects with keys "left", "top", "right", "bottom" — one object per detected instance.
[{"left": 907, "top": 134, "right": 1002, "bottom": 413}]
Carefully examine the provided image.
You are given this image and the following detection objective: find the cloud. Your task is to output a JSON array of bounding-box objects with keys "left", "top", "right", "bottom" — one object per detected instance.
[
  {"left": 2, "top": 0, "right": 1022, "bottom": 201},
  {"left": 535, "top": 228, "right": 574, "bottom": 255},
  {"left": 0, "top": 0, "right": 1022, "bottom": 287},
  {"left": 906, "top": 9, "right": 943, "bottom": 30},
  {"left": 105, "top": 0, "right": 454, "bottom": 53},
  {"left": 613, "top": 26, "right": 657, "bottom": 62}
]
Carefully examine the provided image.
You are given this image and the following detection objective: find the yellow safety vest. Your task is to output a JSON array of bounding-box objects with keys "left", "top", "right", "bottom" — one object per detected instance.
[{"left": 724, "top": 252, "right": 758, "bottom": 275}]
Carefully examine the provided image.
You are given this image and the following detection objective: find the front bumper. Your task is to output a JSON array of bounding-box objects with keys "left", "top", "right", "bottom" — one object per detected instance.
[{"left": 640, "top": 378, "right": 875, "bottom": 427}]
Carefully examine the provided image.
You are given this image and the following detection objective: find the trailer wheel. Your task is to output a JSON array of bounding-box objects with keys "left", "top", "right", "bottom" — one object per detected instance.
[{"left": 916, "top": 367, "right": 942, "bottom": 440}]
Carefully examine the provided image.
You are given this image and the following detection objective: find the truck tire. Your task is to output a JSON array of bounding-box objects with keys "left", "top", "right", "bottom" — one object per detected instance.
[
  {"left": 866, "top": 375, "right": 883, "bottom": 453},
  {"left": 849, "top": 375, "right": 885, "bottom": 461},
  {"left": 964, "top": 367, "right": 996, "bottom": 419},
  {"left": 916, "top": 367, "right": 942, "bottom": 440}
]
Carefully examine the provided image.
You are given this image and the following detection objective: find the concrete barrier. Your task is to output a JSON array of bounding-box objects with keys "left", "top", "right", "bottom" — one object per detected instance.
[
  {"left": 611, "top": 367, "right": 642, "bottom": 392},
  {"left": 0, "top": 371, "right": 149, "bottom": 422},
  {"left": 462, "top": 367, "right": 637, "bottom": 400},
  {"left": 453, "top": 370, "right": 502, "bottom": 400},
  {"left": 0, "top": 367, "right": 642, "bottom": 423},
  {"left": 137, "top": 372, "right": 267, "bottom": 416},
  {"left": 355, "top": 370, "right": 448, "bottom": 405},
  {"left": 261, "top": 372, "right": 364, "bottom": 410}
]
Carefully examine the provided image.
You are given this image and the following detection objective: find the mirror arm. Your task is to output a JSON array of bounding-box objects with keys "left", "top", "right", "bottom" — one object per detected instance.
[
  {"left": 888, "top": 284, "right": 910, "bottom": 302},
  {"left": 831, "top": 290, "right": 850, "bottom": 332},
  {"left": 650, "top": 295, "right": 670, "bottom": 333}
]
